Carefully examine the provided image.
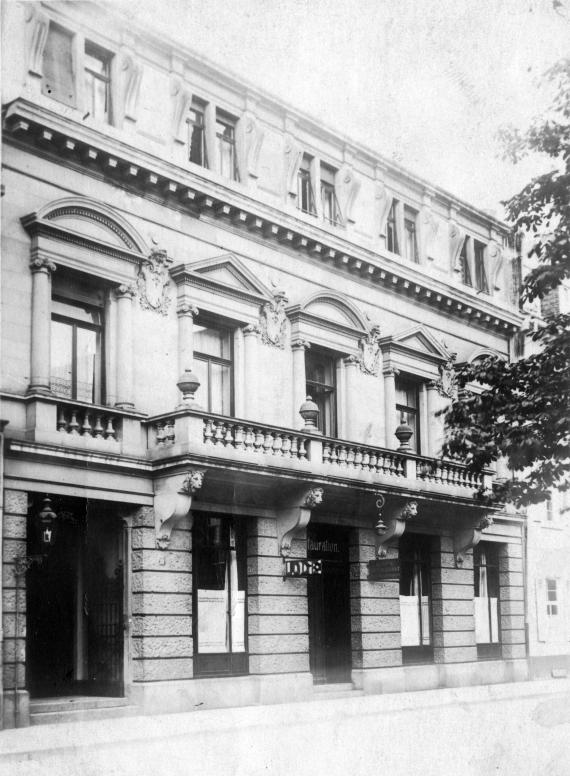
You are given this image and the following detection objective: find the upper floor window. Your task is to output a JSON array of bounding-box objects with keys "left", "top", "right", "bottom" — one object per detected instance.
[
  {"left": 459, "top": 238, "right": 473, "bottom": 287},
  {"left": 188, "top": 99, "right": 207, "bottom": 167},
  {"left": 193, "top": 318, "right": 233, "bottom": 415},
  {"left": 84, "top": 42, "right": 112, "bottom": 123},
  {"left": 42, "top": 23, "right": 75, "bottom": 106},
  {"left": 395, "top": 376, "right": 420, "bottom": 453},
  {"left": 474, "top": 240, "right": 489, "bottom": 294},
  {"left": 403, "top": 206, "right": 419, "bottom": 263},
  {"left": 546, "top": 578, "right": 558, "bottom": 617},
  {"left": 386, "top": 199, "right": 400, "bottom": 254},
  {"left": 216, "top": 111, "right": 239, "bottom": 181},
  {"left": 297, "top": 154, "right": 316, "bottom": 215},
  {"left": 474, "top": 543, "right": 501, "bottom": 658},
  {"left": 51, "top": 297, "right": 104, "bottom": 404},
  {"left": 320, "top": 164, "right": 343, "bottom": 227},
  {"left": 306, "top": 348, "right": 337, "bottom": 437}
]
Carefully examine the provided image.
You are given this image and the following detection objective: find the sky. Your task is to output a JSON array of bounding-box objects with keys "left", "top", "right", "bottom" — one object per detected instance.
[{"left": 110, "top": 0, "right": 569, "bottom": 217}]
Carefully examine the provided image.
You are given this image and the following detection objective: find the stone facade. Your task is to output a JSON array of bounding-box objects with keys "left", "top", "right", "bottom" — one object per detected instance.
[{"left": 0, "top": 1, "right": 530, "bottom": 728}]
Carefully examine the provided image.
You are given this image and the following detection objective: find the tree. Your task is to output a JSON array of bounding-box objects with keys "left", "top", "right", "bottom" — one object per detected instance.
[{"left": 442, "top": 58, "right": 570, "bottom": 508}]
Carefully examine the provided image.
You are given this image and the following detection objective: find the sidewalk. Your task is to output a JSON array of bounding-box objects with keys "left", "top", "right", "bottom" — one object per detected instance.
[{"left": 2, "top": 678, "right": 570, "bottom": 776}]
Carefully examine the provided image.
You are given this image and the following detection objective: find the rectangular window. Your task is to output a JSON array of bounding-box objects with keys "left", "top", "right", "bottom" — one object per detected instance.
[
  {"left": 474, "top": 543, "right": 501, "bottom": 658},
  {"left": 305, "top": 349, "right": 337, "bottom": 437},
  {"left": 84, "top": 41, "right": 112, "bottom": 123},
  {"left": 51, "top": 298, "right": 103, "bottom": 403},
  {"left": 400, "top": 534, "right": 433, "bottom": 664},
  {"left": 459, "top": 238, "right": 473, "bottom": 286},
  {"left": 193, "top": 514, "right": 248, "bottom": 677},
  {"left": 386, "top": 199, "right": 400, "bottom": 254},
  {"left": 403, "top": 205, "right": 419, "bottom": 263},
  {"left": 193, "top": 319, "right": 233, "bottom": 415},
  {"left": 42, "top": 23, "right": 75, "bottom": 106},
  {"left": 474, "top": 240, "right": 489, "bottom": 294},
  {"left": 547, "top": 579, "right": 558, "bottom": 616},
  {"left": 546, "top": 495, "right": 554, "bottom": 522},
  {"left": 216, "top": 111, "right": 239, "bottom": 181},
  {"left": 188, "top": 99, "right": 208, "bottom": 167},
  {"left": 395, "top": 377, "right": 420, "bottom": 453},
  {"left": 297, "top": 154, "right": 316, "bottom": 215},
  {"left": 320, "top": 163, "right": 343, "bottom": 226}
]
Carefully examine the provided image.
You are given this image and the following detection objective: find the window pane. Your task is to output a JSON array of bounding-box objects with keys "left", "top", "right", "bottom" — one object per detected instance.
[
  {"left": 76, "top": 327, "right": 98, "bottom": 402},
  {"left": 474, "top": 242, "right": 489, "bottom": 293},
  {"left": 85, "top": 72, "right": 109, "bottom": 121},
  {"left": 194, "top": 324, "right": 230, "bottom": 358},
  {"left": 210, "top": 362, "right": 231, "bottom": 415},
  {"left": 193, "top": 357, "right": 209, "bottom": 408},
  {"left": 387, "top": 200, "right": 399, "bottom": 254},
  {"left": 51, "top": 320, "right": 73, "bottom": 398}
]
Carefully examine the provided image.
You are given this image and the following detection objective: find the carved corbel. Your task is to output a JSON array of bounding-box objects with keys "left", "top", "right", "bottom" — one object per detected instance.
[
  {"left": 25, "top": 3, "right": 49, "bottom": 78},
  {"left": 486, "top": 240, "right": 503, "bottom": 295},
  {"left": 284, "top": 134, "right": 303, "bottom": 198},
  {"left": 336, "top": 165, "right": 361, "bottom": 225},
  {"left": 375, "top": 182, "right": 394, "bottom": 238},
  {"left": 276, "top": 486, "right": 324, "bottom": 557},
  {"left": 154, "top": 470, "right": 205, "bottom": 549},
  {"left": 375, "top": 500, "right": 419, "bottom": 559},
  {"left": 238, "top": 112, "right": 264, "bottom": 181},
  {"left": 453, "top": 515, "right": 493, "bottom": 567},
  {"left": 171, "top": 78, "right": 193, "bottom": 144},
  {"left": 121, "top": 52, "right": 142, "bottom": 125},
  {"left": 449, "top": 220, "right": 466, "bottom": 274},
  {"left": 422, "top": 206, "right": 439, "bottom": 260}
]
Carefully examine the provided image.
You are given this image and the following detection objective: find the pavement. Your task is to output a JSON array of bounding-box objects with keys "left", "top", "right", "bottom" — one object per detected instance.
[{"left": 1, "top": 678, "right": 570, "bottom": 776}]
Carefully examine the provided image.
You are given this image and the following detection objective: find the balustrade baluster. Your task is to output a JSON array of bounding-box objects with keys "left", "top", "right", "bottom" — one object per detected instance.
[
  {"left": 322, "top": 442, "right": 331, "bottom": 464},
  {"left": 235, "top": 425, "right": 245, "bottom": 450},
  {"left": 346, "top": 446, "right": 355, "bottom": 467},
  {"left": 290, "top": 436, "right": 299, "bottom": 459},
  {"left": 81, "top": 411, "right": 92, "bottom": 437},
  {"left": 224, "top": 423, "right": 234, "bottom": 447},
  {"left": 354, "top": 448, "right": 363, "bottom": 469},
  {"left": 272, "top": 433, "right": 283, "bottom": 456},
  {"left": 297, "top": 437, "right": 307, "bottom": 460},
  {"left": 253, "top": 428, "right": 264, "bottom": 453},
  {"left": 369, "top": 450, "right": 378, "bottom": 473},
  {"left": 165, "top": 422, "right": 175, "bottom": 444},
  {"left": 156, "top": 422, "right": 165, "bottom": 445},
  {"left": 104, "top": 416, "right": 116, "bottom": 440},
  {"left": 244, "top": 426, "right": 254, "bottom": 452},
  {"left": 69, "top": 410, "right": 80, "bottom": 435},
  {"left": 281, "top": 435, "right": 291, "bottom": 458},
  {"left": 361, "top": 449, "right": 370, "bottom": 470},
  {"left": 57, "top": 407, "right": 68, "bottom": 433},
  {"left": 263, "top": 431, "right": 274, "bottom": 455},
  {"left": 338, "top": 446, "right": 348, "bottom": 467},
  {"left": 203, "top": 419, "right": 214, "bottom": 444},
  {"left": 213, "top": 422, "right": 225, "bottom": 445},
  {"left": 94, "top": 414, "right": 104, "bottom": 438}
]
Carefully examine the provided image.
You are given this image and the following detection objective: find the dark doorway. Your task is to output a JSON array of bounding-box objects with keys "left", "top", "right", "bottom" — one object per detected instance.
[
  {"left": 307, "top": 524, "right": 351, "bottom": 684},
  {"left": 26, "top": 499, "right": 125, "bottom": 698}
]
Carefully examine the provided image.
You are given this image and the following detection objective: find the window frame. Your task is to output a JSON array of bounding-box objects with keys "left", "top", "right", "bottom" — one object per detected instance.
[
  {"left": 297, "top": 154, "right": 317, "bottom": 216},
  {"left": 305, "top": 347, "right": 338, "bottom": 438},
  {"left": 474, "top": 542, "right": 502, "bottom": 659},
  {"left": 474, "top": 239, "right": 490, "bottom": 294},
  {"left": 399, "top": 533, "right": 434, "bottom": 665},
  {"left": 215, "top": 110, "right": 240, "bottom": 181},
  {"left": 546, "top": 578, "right": 559, "bottom": 617},
  {"left": 395, "top": 375, "right": 421, "bottom": 454},
  {"left": 193, "top": 316, "right": 234, "bottom": 416},
  {"left": 386, "top": 199, "right": 400, "bottom": 255},
  {"left": 83, "top": 40, "right": 113, "bottom": 124},
  {"left": 319, "top": 163, "right": 343, "bottom": 228},
  {"left": 403, "top": 205, "right": 419, "bottom": 263},
  {"left": 187, "top": 98, "right": 208, "bottom": 168}
]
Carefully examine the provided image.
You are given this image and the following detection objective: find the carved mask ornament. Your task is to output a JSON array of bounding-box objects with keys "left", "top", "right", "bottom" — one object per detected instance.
[
  {"left": 259, "top": 290, "right": 288, "bottom": 348},
  {"left": 359, "top": 325, "right": 382, "bottom": 376},
  {"left": 437, "top": 353, "right": 458, "bottom": 399},
  {"left": 137, "top": 248, "right": 172, "bottom": 315}
]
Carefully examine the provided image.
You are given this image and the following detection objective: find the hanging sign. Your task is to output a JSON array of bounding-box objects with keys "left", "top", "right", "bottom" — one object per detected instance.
[
  {"left": 284, "top": 559, "right": 323, "bottom": 577},
  {"left": 368, "top": 558, "right": 400, "bottom": 581}
]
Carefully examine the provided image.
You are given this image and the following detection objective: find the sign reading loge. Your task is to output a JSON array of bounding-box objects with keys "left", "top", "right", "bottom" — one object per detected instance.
[
  {"left": 368, "top": 558, "right": 400, "bottom": 581},
  {"left": 284, "top": 559, "right": 323, "bottom": 577}
]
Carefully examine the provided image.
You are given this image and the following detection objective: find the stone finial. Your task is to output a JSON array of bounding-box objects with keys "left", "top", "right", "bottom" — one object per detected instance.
[
  {"left": 395, "top": 421, "right": 414, "bottom": 451},
  {"left": 299, "top": 396, "right": 320, "bottom": 434},
  {"left": 176, "top": 370, "right": 201, "bottom": 407}
]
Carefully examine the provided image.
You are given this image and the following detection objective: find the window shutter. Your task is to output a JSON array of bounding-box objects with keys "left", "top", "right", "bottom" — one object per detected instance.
[
  {"left": 536, "top": 578, "right": 547, "bottom": 643},
  {"left": 42, "top": 24, "right": 75, "bottom": 107}
]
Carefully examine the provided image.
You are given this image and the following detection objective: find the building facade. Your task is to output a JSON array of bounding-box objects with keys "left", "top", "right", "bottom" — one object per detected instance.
[{"left": 1, "top": 1, "right": 528, "bottom": 728}]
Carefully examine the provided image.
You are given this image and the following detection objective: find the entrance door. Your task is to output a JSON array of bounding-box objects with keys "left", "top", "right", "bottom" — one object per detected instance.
[
  {"left": 27, "top": 499, "right": 125, "bottom": 698},
  {"left": 307, "top": 524, "right": 351, "bottom": 684}
]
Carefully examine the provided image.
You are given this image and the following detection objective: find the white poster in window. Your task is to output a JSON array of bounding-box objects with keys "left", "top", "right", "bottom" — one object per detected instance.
[
  {"left": 400, "top": 595, "right": 420, "bottom": 646},
  {"left": 475, "top": 596, "right": 491, "bottom": 643},
  {"left": 231, "top": 590, "right": 246, "bottom": 652},
  {"left": 489, "top": 597, "right": 499, "bottom": 643},
  {"left": 197, "top": 589, "right": 228, "bottom": 653}
]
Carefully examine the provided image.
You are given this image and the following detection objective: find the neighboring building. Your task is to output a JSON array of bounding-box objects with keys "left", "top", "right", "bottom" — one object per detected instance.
[{"left": 1, "top": 1, "right": 527, "bottom": 728}]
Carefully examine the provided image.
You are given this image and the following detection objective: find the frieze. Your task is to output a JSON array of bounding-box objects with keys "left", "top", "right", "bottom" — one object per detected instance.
[{"left": 137, "top": 248, "right": 172, "bottom": 315}]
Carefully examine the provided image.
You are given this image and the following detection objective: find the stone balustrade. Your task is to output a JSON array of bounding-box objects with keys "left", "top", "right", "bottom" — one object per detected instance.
[
  {"left": 322, "top": 439, "right": 405, "bottom": 477},
  {"left": 56, "top": 402, "right": 121, "bottom": 442},
  {"left": 416, "top": 456, "right": 484, "bottom": 489}
]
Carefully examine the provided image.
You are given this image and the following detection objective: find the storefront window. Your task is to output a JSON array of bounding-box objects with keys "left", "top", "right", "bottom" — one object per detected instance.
[
  {"left": 474, "top": 542, "right": 501, "bottom": 658},
  {"left": 399, "top": 534, "right": 433, "bottom": 664}
]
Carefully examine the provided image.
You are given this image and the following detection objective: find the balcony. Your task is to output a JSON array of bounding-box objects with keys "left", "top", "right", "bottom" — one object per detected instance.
[{"left": 144, "top": 408, "right": 491, "bottom": 501}]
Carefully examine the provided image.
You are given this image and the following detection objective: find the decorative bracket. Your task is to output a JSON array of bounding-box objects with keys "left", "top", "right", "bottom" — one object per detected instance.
[
  {"left": 155, "top": 469, "right": 205, "bottom": 549},
  {"left": 276, "top": 486, "right": 324, "bottom": 557},
  {"left": 453, "top": 514, "right": 493, "bottom": 567},
  {"left": 375, "top": 499, "right": 418, "bottom": 559}
]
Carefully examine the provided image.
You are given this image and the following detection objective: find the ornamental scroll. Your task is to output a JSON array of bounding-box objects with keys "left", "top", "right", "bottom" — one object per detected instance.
[{"left": 137, "top": 248, "right": 172, "bottom": 315}]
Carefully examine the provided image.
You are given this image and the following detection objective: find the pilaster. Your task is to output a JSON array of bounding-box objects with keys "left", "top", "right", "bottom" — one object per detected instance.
[
  {"left": 382, "top": 367, "right": 397, "bottom": 448},
  {"left": 115, "top": 284, "right": 136, "bottom": 409},
  {"left": 28, "top": 257, "right": 56, "bottom": 394},
  {"left": 242, "top": 324, "right": 260, "bottom": 420},
  {"left": 291, "top": 340, "right": 310, "bottom": 428}
]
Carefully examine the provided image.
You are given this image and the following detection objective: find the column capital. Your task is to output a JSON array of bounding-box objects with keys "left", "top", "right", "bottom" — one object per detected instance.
[
  {"left": 291, "top": 339, "right": 310, "bottom": 351},
  {"left": 382, "top": 366, "right": 399, "bottom": 377},
  {"left": 343, "top": 354, "right": 360, "bottom": 367},
  {"left": 116, "top": 283, "right": 137, "bottom": 299},
  {"left": 427, "top": 379, "right": 440, "bottom": 391},
  {"left": 243, "top": 323, "right": 261, "bottom": 336},
  {"left": 177, "top": 302, "right": 199, "bottom": 318},
  {"left": 30, "top": 256, "right": 56, "bottom": 274}
]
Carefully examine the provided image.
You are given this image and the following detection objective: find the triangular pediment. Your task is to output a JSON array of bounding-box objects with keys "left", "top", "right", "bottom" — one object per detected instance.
[
  {"left": 188, "top": 254, "right": 272, "bottom": 298},
  {"left": 391, "top": 326, "right": 450, "bottom": 359}
]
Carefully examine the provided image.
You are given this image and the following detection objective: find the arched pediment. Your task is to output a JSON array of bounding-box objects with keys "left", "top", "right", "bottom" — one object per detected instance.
[
  {"left": 294, "top": 291, "right": 368, "bottom": 333},
  {"left": 467, "top": 347, "right": 504, "bottom": 364},
  {"left": 24, "top": 197, "right": 148, "bottom": 255}
]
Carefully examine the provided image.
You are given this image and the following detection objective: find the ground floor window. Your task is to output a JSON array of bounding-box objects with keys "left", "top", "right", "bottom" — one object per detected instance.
[
  {"left": 400, "top": 534, "right": 433, "bottom": 664},
  {"left": 474, "top": 542, "right": 501, "bottom": 658},
  {"left": 193, "top": 514, "right": 248, "bottom": 677}
]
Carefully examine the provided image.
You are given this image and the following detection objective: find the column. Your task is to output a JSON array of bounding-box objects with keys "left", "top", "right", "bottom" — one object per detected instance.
[
  {"left": 242, "top": 324, "right": 260, "bottom": 420},
  {"left": 499, "top": 542, "right": 526, "bottom": 660},
  {"left": 426, "top": 381, "right": 442, "bottom": 457},
  {"left": 28, "top": 257, "right": 56, "bottom": 394},
  {"left": 115, "top": 284, "right": 136, "bottom": 409},
  {"left": 383, "top": 367, "right": 397, "bottom": 448},
  {"left": 291, "top": 340, "right": 310, "bottom": 427},
  {"left": 343, "top": 356, "right": 359, "bottom": 441},
  {"left": 431, "top": 535, "right": 477, "bottom": 664},
  {"left": 176, "top": 303, "right": 199, "bottom": 407}
]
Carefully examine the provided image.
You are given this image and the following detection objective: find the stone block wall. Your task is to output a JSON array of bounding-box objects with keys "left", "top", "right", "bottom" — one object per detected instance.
[
  {"left": 247, "top": 518, "right": 309, "bottom": 675},
  {"left": 499, "top": 542, "right": 526, "bottom": 659},
  {"left": 350, "top": 528, "right": 402, "bottom": 669},
  {"left": 431, "top": 535, "right": 477, "bottom": 664},
  {"left": 131, "top": 506, "right": 193, "bottom": 683}
]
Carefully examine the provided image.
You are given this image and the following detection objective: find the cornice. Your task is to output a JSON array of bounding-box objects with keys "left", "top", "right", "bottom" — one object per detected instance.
[{"left": 4, "top": 98, "right": 524, "bottom": 335}]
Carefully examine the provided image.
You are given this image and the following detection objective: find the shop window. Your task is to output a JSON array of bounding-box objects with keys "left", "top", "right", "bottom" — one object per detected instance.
[
  {"left": 403, "top": 205, "right": 419, "bottom": 263},
  {"left": 474, "top": 543, "right": 501, "bottom": 658},
  {"left": 459, "top": 238, "right": 473, "bottom": 287},
  {"left": 306, "top": 348, "right": 337, "bottom": 437},
  {"left": 474, "top": 240, "right": 489, "bottom": 294},
  {"left": 50, "top": 280, "right": 105, "bottom": 404},
  {"left": 399, "top": 534, "right": 433, "bottom": 664},
  {"left": 193, "top": 514, "right": 248, "bottom": 677},
  {"left": 297, "top": 154, "right": 316, "bottom": 215},
  {"left": 187, "top": 98, "right": 208, "bottom": 167},
  {"left": 216, "top": 111, "right": 239, "bottom": 181},
  {"left": 546, "top": 578, "right": 558, "bottom": 617},
  {"left": 42, "top": 23, "right": 75, "bottom": 107},
  {"left": 84, "top": 41, "right": 112, "bottom": 123},
  {"left": 395, "top": 376, "right": 420, "bottom": 453},
  {"left": 320, "top": 163, "right": 343, "bottom": 227},
  {"left": 193, "top": 318, "right": 233, "bottom": 415},
  {"left": 386, "top": 199, "right": 400, "bottom": 254}
]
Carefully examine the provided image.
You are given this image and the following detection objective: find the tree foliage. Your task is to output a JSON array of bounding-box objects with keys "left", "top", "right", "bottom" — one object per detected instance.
[{"left": 442, "top": 58, "right": 570, "bottom": 508}]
